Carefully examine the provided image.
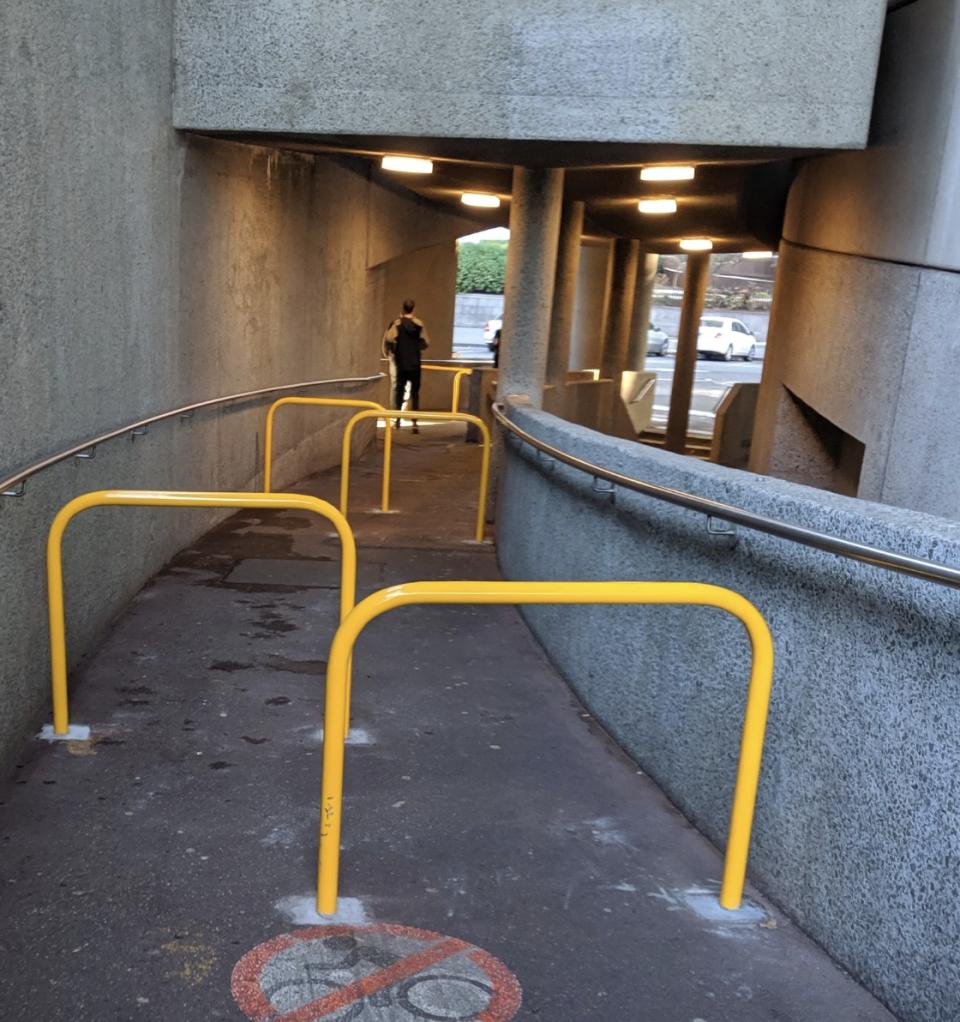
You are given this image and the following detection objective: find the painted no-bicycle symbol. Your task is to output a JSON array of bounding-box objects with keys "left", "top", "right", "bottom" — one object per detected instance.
[{"left": 232, "top": 924, "right": 522, "bottom": 1022}]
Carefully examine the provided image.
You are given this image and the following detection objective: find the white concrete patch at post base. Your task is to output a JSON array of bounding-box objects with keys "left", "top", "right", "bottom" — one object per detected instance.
[
  {"left": 497, "top": 399, "right": 960, "bottom": 1022},
  {"left": 276, "top": 895, "right": 372, "bottom": 926},
  {"left": 38, "top": 724, "right": 90, "bottom": 742}
]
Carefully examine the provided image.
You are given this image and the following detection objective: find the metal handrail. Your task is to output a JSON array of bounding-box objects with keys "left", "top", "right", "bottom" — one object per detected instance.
[
  {"left": 0, "top": 374, "right": 385, "bottom": 496},
  {"left": 492, "top": 403, "right": 960, "bottom": 591}
]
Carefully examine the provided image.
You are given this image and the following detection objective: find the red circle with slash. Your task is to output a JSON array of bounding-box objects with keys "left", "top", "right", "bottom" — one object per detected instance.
[{"left": 232, "top": 923, "right": 522, "bottom": 1021}]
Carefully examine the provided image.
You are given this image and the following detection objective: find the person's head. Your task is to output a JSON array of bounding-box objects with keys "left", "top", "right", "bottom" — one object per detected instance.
[{"left": 402, "top": 299, "right": 415, "bottom": 315}]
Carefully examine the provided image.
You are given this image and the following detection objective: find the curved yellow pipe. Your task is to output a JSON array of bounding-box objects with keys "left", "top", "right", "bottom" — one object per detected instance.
[
  {"left": 47, "top": 490, "right": 356, "bottom": 737},
  {"left": 421, "top": 365, "right": 473, "bottom": 413},
  {"left": 316, "top": 580, "right": 773, "bottom": 915},
  {"left": 264, "top": 397, "right": 384, "bottom": 493},
  {"left": 340, "top": 409, "right": 490, "bottom": 542}
]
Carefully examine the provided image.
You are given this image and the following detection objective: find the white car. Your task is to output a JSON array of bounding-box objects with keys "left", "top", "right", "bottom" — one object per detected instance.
[
  {"left": 647, "top": 322, "right": 670, "bottom": 356},
  {"left": 697, "top": 317, "right": 757, "bottom": 361},
  {"left": 483, "top": 319, "right": 503, "bottom": 346}
]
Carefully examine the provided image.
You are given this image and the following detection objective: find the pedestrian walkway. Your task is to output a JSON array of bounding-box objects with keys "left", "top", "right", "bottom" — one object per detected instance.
[{"left": 0, "top": 423, "right": 896, "bottom": 1021}]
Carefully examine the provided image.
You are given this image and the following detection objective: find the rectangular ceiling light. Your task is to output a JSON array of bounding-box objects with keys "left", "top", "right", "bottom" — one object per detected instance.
[
  {"left": 680, "top": 238, "right": 713, "bottom": 251},
  {"left": 381, "top": 155, "right": 434, "bottom": 174},
  {"left": 743, "top": 250, "right": 776, "bottom": 259},
  {"left": 462, "top": 193, "right": 501, "bottom": 208},
  {"left": 640, "top": 166, "right": 696, "bottom": 182},
  {"left": 638, "top": 198, "right": 678, "bottom": 214}
]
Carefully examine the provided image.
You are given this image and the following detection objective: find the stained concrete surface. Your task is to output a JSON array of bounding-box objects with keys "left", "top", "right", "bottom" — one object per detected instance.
[
  {"left": 0, "top": 425, "right": 894, "bottom": 1021},
  {"left": 174, "top": 0, "right": 886, "bottom": 149},
  {"left": 498, "top": 402, "right": 960, "bottom": 1022}
]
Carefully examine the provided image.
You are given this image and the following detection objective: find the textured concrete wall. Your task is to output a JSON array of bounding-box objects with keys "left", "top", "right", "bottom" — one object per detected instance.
[
  {"left": 380, "top": 241, "right": 458, "bottom": 361},
  {"left": 497, "top": 402, "right": 960, "bottom": 1022},
  {"left": 569, "top": 243, "right": 612, "bottom": 371},
  {"left": 174, "top": 0, "right": 887, "bottom": 148},
  {"left": 0, "top": 3, "right": 476, "bottom": 770},
  {"left": 753, "top": 0, "right": 960, "bottom": 519},
  {"left": 785, "top": 0, "right": 960, "bottom": 271}
]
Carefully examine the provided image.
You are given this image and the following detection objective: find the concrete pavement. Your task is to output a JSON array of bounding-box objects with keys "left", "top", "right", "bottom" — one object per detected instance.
[{"left": 0, "top": 424, "right": 896, "bottom": 1021}]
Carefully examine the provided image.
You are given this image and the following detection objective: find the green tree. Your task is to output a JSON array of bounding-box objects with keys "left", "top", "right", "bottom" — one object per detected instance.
[{"left": 457, "top": 240, "right": 508, "bottom": 294}]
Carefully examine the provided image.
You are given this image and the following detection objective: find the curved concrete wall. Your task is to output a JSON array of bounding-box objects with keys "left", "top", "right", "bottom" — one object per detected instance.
[
  {"left": 174, "top": 0, "right": 887, "bottom": 149},
  {"left": 753, "top": 0, "right": 960, "bottom": 521},
  {"left": 0, "top": 1, "right": 473, "bottom": 769},
  {"left": 498, "top": 402, "right": 960, "bottom": 1022},
  {"left": 784, "top": 0, "right": 960, "bottom": 271}
]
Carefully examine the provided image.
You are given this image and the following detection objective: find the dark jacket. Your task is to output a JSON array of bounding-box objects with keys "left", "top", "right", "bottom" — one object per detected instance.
[{"left": 383, "top": 315, "right": 430, "bottom": 371}]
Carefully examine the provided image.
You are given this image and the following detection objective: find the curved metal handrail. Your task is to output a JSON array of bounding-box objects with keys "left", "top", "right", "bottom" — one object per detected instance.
[
  {"left": 492, "top": 402, "right": 960, "bottom": 592},
  {"left": 0, "top": 374, "right": 385, "bottom": 496}
]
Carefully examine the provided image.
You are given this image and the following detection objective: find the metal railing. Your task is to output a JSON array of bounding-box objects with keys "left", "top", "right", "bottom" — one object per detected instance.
[
  {"left": 421, "top": 364, "right": 473, "bottom": 413},
  {"left": 46, "top": 490, "right": 357, "bottom": 737},
  {"left": 340, "top": 410, "right": 491, "bottom": 542},
  {"left": 493, "top": 403, "right": 960, "bottom": 591},
  {"left": 263, "top": 396, "right": 387, "bottom": 494},
  {"left": 1, "top": 374, "right": 384, "bottom": 497},
  {"left": 316, "top": 580, "right": 775, "bottom": 915}
]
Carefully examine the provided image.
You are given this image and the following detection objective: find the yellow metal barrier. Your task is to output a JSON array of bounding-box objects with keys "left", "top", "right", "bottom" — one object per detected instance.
[
  {"left": 47, "top": 490, "right": 357, "bottom": 736},
  {"left": 340, "top": 410, "right": 490, "bottom": 542},
  {"left": 316, "top": 580, "right": 774, "bottom": 915},
  {"left": 421, "top": 364, "right": 473, "bottom": 413},
  {"left": 263, "top": 397, "right": 386, "bottom": 494}
]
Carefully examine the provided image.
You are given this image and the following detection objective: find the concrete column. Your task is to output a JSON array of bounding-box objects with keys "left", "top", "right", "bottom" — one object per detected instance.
[
  {"left": 665, "top": 252, "right": 711, "bottom": 454},
  {"left": 544, "top": 200, "right": 586, "bottom": 415},
  {"left": 626, "top": 253, "right": 659, "bottom": 370},
  {"left": 497, "top": 166, "right": 565, "bottom": 406},
  {"left": 600, "top": 239, "right": 640, "bottom": 380},
  {"left": 568, "top": 240, "right": 613, "bottom": 371}
]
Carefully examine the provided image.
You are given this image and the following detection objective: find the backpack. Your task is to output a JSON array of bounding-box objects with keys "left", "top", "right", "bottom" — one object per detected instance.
[{"left": 393, "top": 317, "right": 424, "bottom": 370}]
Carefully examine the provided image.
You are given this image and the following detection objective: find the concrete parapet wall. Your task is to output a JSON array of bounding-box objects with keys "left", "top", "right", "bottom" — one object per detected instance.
[
  {"left": 174, "top": 0, "right": 886, "bottom": 149},
  {"left": 497, "top": 401, "right": 960, "bottom": 1022}
]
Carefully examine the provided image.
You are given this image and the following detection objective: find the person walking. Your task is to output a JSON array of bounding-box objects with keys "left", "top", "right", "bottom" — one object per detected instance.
[{"left": 382, "top": 299, "right": 430, "bottom": 433}]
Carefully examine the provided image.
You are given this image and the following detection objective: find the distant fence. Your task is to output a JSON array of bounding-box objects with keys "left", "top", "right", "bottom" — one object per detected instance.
[
  {"left": 455, "top": 293, "right": 504, "bottom": 328},
  {"left": 653, "top": 287, "right": 773, "bottom": 312}
]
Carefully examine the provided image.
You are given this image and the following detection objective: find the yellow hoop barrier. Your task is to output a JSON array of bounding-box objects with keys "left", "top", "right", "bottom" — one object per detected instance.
[
  {"left": 316, "top": 580, "right": 774, "bottom": 915},
  {"left": 421, "top": 365, "right": 473, "bottom": 413},
  {"left": 340, "top": 410, "right": 490, "bottom": 542},
  {"left": 47, "top": 490, "right": 356, "bottom": 736},
  {"left": 263, "top": 397, "right": 386, "bottom": 494}
]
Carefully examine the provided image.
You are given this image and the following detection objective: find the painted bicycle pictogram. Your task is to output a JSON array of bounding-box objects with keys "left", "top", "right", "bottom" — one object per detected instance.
[{"left": 232, "top": 924, "right": 522, "bottom": 1022}]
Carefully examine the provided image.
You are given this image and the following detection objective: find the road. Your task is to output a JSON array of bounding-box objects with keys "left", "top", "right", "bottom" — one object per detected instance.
[
  {"left": 452, "top": 326, "right": 765, "bottom": 437},
  {"left": 643, "top": 353, "right": 763, "bottom": 435},
  {"left": 452, "top": 325, "right": 493, "bottom": 359}
]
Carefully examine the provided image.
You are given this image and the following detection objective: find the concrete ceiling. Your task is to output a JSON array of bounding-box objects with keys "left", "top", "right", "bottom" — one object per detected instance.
[{"left": 205, "top": 131, "right": 799, "bottom": 253}]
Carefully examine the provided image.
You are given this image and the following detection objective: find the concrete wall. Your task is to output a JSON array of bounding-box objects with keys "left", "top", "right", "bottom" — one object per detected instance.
[
  {"left": 380, "top": 241, "right": 458, "bottom": 361},
  {"left": 174, "top": 0, "right": 887, "bottom": 148},
  {"left": 0, "top": 2, "right": 478, "bottom": 770},
  {"left": 752, "top": 0, "right": 960, "bottom": 520},
  {"left": 455, "top": 293, "right": 504, "bottom": 328},
  {"left": 497, "top": 402, "right": 960, "bottom": 1022},
  {"left": 569, "top": 243, "right": 612, "bottom": 371}
]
